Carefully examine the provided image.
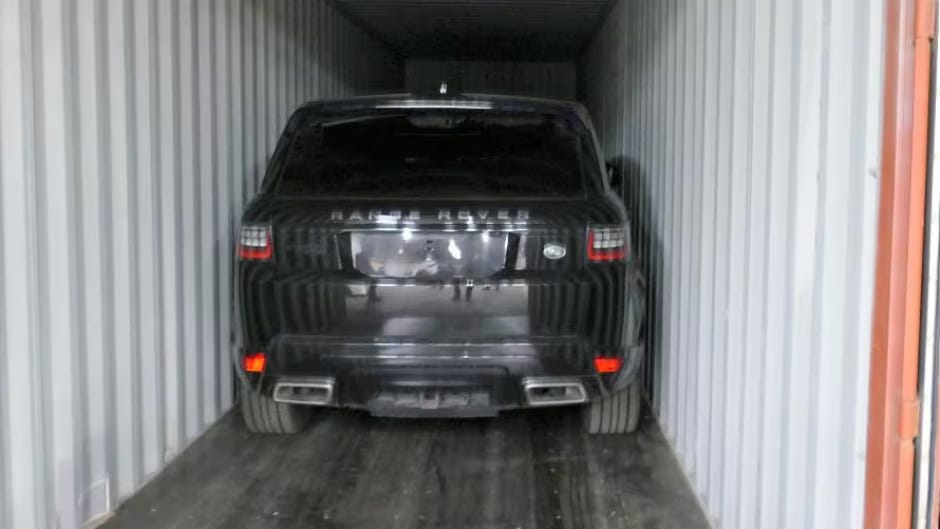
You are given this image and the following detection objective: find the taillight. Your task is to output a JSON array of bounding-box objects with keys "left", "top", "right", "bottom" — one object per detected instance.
[
  {"left": 238, "top": 224, "right": 273, "bottom": 261},
  {"left": 594, "top": 356, "right": 623, "bottom": 374},
  {"left": 242, "top": 352, "right": 267, "bottom": 373},
  {"left": 587, "top": 225, "right": 628, "bottom": 262}
]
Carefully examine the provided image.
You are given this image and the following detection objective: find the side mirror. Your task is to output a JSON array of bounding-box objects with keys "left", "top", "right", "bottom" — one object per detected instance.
[{"left": 605, "top": 162, "right": 623, "bottom": 191}]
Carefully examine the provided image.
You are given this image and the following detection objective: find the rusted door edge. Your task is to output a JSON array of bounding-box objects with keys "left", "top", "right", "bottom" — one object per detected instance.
[{"left": 866, "top": 0, "right": 936, "bottom": 527}]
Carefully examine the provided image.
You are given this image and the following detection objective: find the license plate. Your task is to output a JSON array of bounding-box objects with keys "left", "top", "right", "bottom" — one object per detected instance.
[{"left": 350, "top": 231, "right": 508, "bottom": 279}]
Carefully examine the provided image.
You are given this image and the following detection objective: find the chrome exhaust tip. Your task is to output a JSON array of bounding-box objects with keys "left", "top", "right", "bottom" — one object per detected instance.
[
  {"left": 272, "top": 378, "right": 335, "bottom": 406},
  {"left": 522, "top": 378, "right": 587, "bottom": 407}
]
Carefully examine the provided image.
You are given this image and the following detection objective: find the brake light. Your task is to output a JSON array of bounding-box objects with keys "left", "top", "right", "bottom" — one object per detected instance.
[
  {"left": 587, "top": 225, "right": 628, "bottom": 262},
  {"left": 594, "top": 356, "right": 623, "bottom": 374},
  {"left": 242, "top": 352, "right": 267, "bottom": 373},
  {"left": 238, "top": 224, "right": 273, "bottom": 261}
]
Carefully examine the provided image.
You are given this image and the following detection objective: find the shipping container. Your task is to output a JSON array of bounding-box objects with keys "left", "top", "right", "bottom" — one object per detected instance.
[{"left": 0, "top": 0, "right": 933, "bottom": 528}]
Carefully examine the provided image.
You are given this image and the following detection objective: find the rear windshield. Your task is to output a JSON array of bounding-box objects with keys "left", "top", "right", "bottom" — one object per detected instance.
[{"left": 272, "top": 110, "right": 599, "bottom": 197}]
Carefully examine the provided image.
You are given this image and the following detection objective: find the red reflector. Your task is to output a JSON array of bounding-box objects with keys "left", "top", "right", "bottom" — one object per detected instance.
[
  {"left": 239, "top": 243, "right": 273, "bottom": 261},
  {"left": 242, "top": 352, "right": 267, "bottom": 373},
  {"left": 594, "top": 357, "right": 622, "bottom": 374},
  {"left": 587, "top": 242, "right": 627, "bottom": 262}
]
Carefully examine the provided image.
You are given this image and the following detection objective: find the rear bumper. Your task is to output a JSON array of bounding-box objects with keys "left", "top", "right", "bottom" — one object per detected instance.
[{"left": 242, "top": 336, "right": 643, "bottom": 417}]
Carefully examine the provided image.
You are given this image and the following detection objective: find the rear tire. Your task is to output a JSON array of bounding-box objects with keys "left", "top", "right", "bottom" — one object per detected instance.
[
  {"left": 582, "top": 381, "right": 642, "bottom": 434},
  {"left": 240, "top": 385, "right": 312, "bottom": 434}
]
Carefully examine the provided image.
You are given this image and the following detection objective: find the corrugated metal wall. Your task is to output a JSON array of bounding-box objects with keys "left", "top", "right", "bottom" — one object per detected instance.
[
  {"left": 581, "top": 1, "right": 884, "bottom": 528},
  {"left": 0, "top": 1, "right": 400, "bottom": 527},
  {"left": 405, "top": 60, "right": 578, "bottom": 100}
]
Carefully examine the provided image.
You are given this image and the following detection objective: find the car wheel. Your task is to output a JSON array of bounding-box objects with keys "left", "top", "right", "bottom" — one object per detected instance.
[
  {"left": 582, "top": 381, "right": 642, "bottom": 434},
  {"left": 240, "top": 384, "right": 312, "bottom": 434}
]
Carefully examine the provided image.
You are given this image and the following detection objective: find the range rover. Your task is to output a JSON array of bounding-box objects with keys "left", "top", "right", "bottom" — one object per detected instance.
[{"left": 234, "top": 94, "right": 646, "bottom": 434}]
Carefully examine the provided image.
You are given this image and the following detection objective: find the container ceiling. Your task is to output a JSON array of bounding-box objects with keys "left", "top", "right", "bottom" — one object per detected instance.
[{"left": 333, "top": 0, "right": 613, "bottom": 61}]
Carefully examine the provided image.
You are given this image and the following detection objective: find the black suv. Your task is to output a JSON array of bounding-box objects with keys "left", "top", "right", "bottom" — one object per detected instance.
[{"left": 234, "top": 94, "right": 646, "bottom": 435}]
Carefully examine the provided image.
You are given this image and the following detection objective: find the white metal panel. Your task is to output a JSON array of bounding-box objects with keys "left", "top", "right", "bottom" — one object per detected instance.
[
  {"left": 0, "top": 0, "right": 400, "bottom": 526},
  {"left": 915, "top": 6, "right": 940, "bottom": 524},
  {"left": 581, "top": 1, "right": 884, "bottom": 528}
]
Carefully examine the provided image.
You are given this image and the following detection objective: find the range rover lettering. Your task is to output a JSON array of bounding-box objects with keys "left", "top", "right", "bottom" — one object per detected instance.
[{"left": 234, "top": 94, "right": 647, "bottom": 435}]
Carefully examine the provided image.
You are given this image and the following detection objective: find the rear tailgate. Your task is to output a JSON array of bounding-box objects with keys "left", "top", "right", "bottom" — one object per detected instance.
[{"left": 243, "top": 198, "right": 625, "bottom": 342}]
